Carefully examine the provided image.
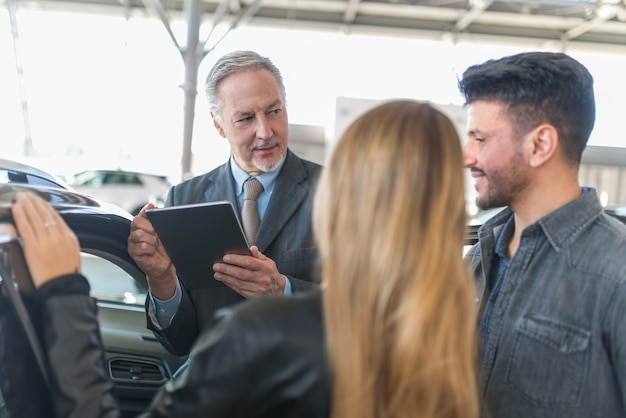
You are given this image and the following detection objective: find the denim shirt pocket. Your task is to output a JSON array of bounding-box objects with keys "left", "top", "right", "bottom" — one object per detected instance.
[{"left": 506, "top": 316, "right": 590, "bottom": 407}]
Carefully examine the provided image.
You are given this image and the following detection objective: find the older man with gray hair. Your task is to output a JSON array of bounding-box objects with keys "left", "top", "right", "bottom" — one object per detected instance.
[{"left": 128, "top": 50, "right": 322, "bottom": 357}]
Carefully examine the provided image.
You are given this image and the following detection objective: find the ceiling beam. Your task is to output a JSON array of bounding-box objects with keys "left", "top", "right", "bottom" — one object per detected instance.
[
  {"left": 342, "top": 0, "right": 361, "bottom": 25},
  {"left": 455, "top": 0, "right": 494, "bottom": 32},
  {"left": 563, "top": 4, "right": 619, "bottom": 41},
  {"left": 140, "top": 0, "right": 181, "bottom": 50}
]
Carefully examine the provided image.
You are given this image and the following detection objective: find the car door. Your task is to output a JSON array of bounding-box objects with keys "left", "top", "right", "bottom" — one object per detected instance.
[
  {"left": 65, "top": 206, "right": 187, "bottom": 417},
  {"left": 0, "top": 188, "right": 186, "bottom": 418}
]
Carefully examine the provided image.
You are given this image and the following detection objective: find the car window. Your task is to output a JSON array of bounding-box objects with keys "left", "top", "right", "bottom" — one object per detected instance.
[
  {"left": 104, "top": 173, "right": 142, "bottom": 186},
  {"left": 81, "top": 252, "right": 147, "bottom": 306},
  {"left": 73, "top": 171, "right": 104, "bottom": 187}
]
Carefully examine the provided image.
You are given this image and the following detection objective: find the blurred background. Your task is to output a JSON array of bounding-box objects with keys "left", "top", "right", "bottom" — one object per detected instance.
[{"left": 2, "top": 0, "right": 625, "bottom": 214}]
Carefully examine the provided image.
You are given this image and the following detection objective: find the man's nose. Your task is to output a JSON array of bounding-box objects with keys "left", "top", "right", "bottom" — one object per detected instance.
[
  {"left": 462, "top": 141, "right": 476, "bottom": 168},
  {"left": 255, "top": 114, "right": 273, "bottom": 139}
]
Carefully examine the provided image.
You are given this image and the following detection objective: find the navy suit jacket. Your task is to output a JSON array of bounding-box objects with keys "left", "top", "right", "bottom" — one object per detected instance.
[{"left": 147, "top": 150, "right": 322, "bottom": 355}]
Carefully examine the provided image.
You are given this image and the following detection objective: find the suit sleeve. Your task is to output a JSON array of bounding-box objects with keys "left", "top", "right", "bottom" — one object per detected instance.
[
  {"left": 146, "top": 284, "right": 199, "bottom": 356},
  {"left": 143, "top": 182, "right": 203, "bottom": 357},
  {"left": 286, "top": 275, "right": 318, "bottom": 293}
]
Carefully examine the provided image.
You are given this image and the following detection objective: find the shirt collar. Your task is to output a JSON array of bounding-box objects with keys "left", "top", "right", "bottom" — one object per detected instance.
[
  {"left": 230, "top": 154, "right": 286, "bottom": 196},
  {"left": 536, "top": 187, "right": 603, "bottom": 250},
  {"left": 495, "top": 215, "right": 515, "bottom": 259},
  {"left": 487, "top": 187, "right": 603, "bottom": 254}
]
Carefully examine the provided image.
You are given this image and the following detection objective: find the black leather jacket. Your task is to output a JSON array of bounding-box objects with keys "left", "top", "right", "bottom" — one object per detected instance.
[{"left": 2, "top": 275, "right": 330, "bottom": 418}]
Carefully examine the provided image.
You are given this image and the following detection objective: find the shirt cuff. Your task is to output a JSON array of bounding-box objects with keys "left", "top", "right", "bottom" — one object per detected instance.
[
  {"left": 149, "top": 280, "right": 182, "bottom": 329},
  {"left": 283, "top": 275, "right": 292, "bottom": 295}
]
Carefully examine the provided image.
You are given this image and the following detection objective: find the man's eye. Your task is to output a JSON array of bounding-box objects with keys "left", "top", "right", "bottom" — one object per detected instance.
[
  {"left": 269, "top": 108, "right": 281, "bottom": 115},
  {"left": 237, "top": 116, "right": 253, "bottom": 123}
]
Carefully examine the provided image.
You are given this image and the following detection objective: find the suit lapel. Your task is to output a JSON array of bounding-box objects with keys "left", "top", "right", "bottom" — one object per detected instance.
[
  {"left": 255, "top": 151, "right": 308, "bottom": 251},
  {"left": 203, "top": 162, "right": 240, "bottom": 210}
]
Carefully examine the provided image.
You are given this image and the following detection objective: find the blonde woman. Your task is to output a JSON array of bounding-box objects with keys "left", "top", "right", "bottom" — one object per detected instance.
[
  {"left": 6, "top": 100, "right": 478, "bottom": 418},
  {"left": 317, "top": 100, "right": 478, "bottom": 418}
]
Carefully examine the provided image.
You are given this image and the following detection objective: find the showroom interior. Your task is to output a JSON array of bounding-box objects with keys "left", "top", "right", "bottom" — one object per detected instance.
[{"left": 2, "top": 0, "right": 626, "bottom": 208}]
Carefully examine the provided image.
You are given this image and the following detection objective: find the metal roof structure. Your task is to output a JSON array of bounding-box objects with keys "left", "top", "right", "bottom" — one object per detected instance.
[
  {"left": 6, "top": 0, "right": 626, "bottom": 175},
  {"left": 23, "top": 0, "right": 626, "bottom": 48}
]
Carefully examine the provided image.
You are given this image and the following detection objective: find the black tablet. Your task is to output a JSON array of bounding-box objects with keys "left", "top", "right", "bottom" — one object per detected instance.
[{"left": 146, "top": 201, "right": 251, "bottom": 289}]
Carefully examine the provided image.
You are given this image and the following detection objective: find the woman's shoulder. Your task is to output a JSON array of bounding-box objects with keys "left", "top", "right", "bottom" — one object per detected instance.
[
  {"left": 183, "top": 290, "right": 328, "bottom": 418},
  {"left": 227, "top": 290, "right": 323, "bottom": 333},
  {"left": 190, "top": 290, "right": 324, "bottom": 375}
]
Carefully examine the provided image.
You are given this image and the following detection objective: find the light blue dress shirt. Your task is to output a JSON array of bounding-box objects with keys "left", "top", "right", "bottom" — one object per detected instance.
[{"left": 230, "top": 155, "right": 282, "bottom": 223}]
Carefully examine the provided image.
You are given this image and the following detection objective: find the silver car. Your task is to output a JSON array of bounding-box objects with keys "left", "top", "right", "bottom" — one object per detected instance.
[{"left": 70, "top": 169, "right": 173, "bottom": 215}]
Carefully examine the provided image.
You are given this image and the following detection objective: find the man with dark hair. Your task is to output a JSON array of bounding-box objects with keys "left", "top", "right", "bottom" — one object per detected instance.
[
  {"left": 460, "top": 51, "right": 626, "bottom": 417},
  {"left": 128, "top": 51, "right": 321, "bottom": 356}
]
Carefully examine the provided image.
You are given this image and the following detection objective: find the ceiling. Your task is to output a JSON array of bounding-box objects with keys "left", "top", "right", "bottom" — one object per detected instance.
[
  {"left": 8, "top": 0, "right": 626, "bottom": 177},
  {"left": 25, "top": 0, "right": 626, "bottom": 51}
]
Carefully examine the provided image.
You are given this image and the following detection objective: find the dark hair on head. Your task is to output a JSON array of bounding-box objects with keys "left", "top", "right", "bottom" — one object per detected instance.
[{"left": 458, "top": 51, "right": 595, "bottom": 165}]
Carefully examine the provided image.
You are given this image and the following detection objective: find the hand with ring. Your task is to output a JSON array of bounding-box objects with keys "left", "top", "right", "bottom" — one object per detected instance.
[{"left": 11, "top": 192, "right": 81, "bottom": 287}]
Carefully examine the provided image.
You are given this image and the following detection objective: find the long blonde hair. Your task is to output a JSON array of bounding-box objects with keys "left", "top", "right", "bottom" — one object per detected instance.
[{"left": 314, "top": 100, "right": 478, "bottom": 418}]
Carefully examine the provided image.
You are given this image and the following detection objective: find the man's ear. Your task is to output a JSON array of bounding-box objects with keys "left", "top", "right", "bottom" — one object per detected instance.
[
  {"left": 527, "top": 124, "right": 558, "bottom": 168},
  {"left": 211, "top": 113, "right": 226, "bottom": 138}
]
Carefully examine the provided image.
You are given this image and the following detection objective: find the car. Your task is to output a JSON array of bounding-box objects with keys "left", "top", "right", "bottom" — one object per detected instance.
[
  {"left": 0, "top": 158, "right": 72, "bottom": 190},
  {"left": 0, "top": 162, "right": 186, "bottom": 417},
  {"left": 69, "top": 169, "right": 173, "bottom": 215}
]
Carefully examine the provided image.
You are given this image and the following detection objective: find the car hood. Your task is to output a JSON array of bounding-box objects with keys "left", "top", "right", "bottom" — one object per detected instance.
[{"left": 0, "top": 184, "right": 133, "bottom": 220}]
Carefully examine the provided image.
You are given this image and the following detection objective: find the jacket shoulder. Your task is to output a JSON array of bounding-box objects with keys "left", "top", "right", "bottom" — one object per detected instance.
[
  {"left": 284, "top": 151, "right": 322, "bottom": 177},
  {"left": 166, "top": 163, "right": 230, "bottom": 205}
]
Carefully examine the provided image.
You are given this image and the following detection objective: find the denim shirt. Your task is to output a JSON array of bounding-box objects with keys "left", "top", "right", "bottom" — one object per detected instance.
[
  {"left": 478, "top": 215, "right": 514, "bottom": 362},
  {"left": 466, "top": 188, "right": 626, "bottom": 418}
]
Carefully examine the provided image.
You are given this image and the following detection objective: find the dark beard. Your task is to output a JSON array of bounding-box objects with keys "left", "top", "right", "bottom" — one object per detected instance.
[{"left": 475, "top": 152, "right": 528, "bottom": 210}]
